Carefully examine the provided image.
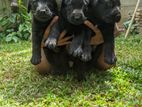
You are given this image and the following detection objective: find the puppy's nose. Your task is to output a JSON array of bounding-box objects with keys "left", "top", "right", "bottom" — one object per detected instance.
[
  {"left": 39, "top": 9, "right": 46, "bottom": 15},
  {"left": 114, "top": 13, "right": 121, "bottom": 22},
  {"left": 73, "top": 13, "right": 82, "bottom": 20}
]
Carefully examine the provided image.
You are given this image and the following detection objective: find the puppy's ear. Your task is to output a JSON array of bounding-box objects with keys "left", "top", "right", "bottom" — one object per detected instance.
[
  {"left": 27, "top": 0, "right": 31, "bottom": 13},
  {"left": 92, "top": 0, "right": 98, "bottom": 5}
]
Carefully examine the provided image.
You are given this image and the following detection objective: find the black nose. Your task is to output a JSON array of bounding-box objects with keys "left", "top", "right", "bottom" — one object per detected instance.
[
  {"left": 73, "top": 13, "right": 82, "bottom": 20},
  {"left": 115, "top": 13, "right": 121, "bottom": 22},
  {"left": 39, "top": 9, "right": 46, "bottom": 15}
]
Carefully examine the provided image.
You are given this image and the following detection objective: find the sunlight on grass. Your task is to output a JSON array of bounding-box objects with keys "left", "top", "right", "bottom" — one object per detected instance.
[{"left": 0, "top": 36, "right": 142, "bottom": 107}]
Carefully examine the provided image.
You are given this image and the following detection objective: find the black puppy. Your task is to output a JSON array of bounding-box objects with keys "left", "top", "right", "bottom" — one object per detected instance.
[
  {"left": 89, "top": 0, "right": 121, "bottom": 64},
  {"left": 28, "top": 0, "right": 58, "bottom": 65},
  {"left": 45, "top": 0, "right": 92, "bottom": 62}
]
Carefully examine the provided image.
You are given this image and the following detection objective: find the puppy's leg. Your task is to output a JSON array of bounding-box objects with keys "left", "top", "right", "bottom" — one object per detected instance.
[
  {"left": 68, "top": 33, "right": 83, "bottom": 57},
  {"left": 45, "top": 23, "right": 60, "bottom": 49},
  {"left": 99, "top": 24, "right": 117, "bottom": 64},
  {"left": 31, "top": 31, "right": 43, "bottom": 65},
  {"left": 68, "top": 28, "right": 89, "bottom": 57},
  {"left": 81, "top": 28, "right": 92, "bottom": 62}
]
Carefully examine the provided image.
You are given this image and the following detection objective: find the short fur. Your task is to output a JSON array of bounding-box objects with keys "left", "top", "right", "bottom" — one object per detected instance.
[
  {"left": 88, "top": 0, "right": 121, "bottom": 64},
  {"left": 28, "top": 0, "right": 58, "bottom": 65},
  {"left": 45, "top": 0, "right": 93, "bottom": 62}
]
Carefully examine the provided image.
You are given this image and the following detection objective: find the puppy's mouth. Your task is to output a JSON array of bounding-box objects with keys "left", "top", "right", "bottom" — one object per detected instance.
[
  {"left": 68, "top": 16, "right": 87, "bottom": 25},
  {"left": 33, "top": 12, "right": 53, "bottom": 22}
]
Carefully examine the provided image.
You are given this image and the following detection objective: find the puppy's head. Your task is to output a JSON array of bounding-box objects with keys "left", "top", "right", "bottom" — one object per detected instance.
[
  {"left": 93, "top": 0, "right": 121, "bottom": 23},
  {"left": 28, "top": 0, "right": 57, "bottom": 22},
  {"left": 63, "top": 0, "right": 90, "bottom": 25}
]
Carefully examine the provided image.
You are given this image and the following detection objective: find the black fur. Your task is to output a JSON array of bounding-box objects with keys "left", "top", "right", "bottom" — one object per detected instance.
[
  {"left": 43, "top": 0, "right": 121, "bottom": 81},
  {"left": 45, "top": 0, "right": 92, "bottom": 62},
  {"left": 43, "top": 46, "right": 70, "bottom": 75},
  {"left": 28, "top": 0, "right": 58, "bottom": 65},
  {"left": 88, "top": 0, "right": 121, "bottom": 64}
]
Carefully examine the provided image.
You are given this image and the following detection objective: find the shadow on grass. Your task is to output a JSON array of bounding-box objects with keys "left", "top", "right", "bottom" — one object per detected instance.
[{"left": 1, "top": 64, "right": 115, "bottom": 105}]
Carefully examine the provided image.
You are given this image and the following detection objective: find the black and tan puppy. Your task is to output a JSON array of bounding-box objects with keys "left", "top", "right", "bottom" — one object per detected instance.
[
  {"left": 45, "top": 0, "right": 92, "bottom": 62},
  {"left": 28, "top": 0, "right": 58, "bottom": 65},
  {"left": 89, "top": 0, "right": 121, "bottom": 64}
]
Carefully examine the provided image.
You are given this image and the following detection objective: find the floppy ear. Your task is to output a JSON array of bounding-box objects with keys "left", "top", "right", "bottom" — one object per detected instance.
[
  {"left": 92, "top": 0, "right": 98, "bottom": 5},
  {"left": 27, "top": 0, "right": 31, "bottom": 13}
]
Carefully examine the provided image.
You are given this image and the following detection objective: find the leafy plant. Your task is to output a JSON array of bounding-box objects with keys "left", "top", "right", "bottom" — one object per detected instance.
[
  {"left": 0, "top": 1, "right": 31, "bottom": 43},
  {"left": 123, "top": 20, "right": 139, "bottom": 35}
]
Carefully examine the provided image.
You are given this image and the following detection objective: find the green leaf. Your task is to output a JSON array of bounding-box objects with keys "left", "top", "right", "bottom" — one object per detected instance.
[
  {"left": 12, "top": 36, "right": 19, "bottom": 43},
  {"left": 5, "top": 35, "right": 12, "bottom": 42}
]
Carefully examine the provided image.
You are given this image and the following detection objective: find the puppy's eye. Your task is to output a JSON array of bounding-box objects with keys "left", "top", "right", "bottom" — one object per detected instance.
[{"left": 107, "top": 2, "right": 113, "bottom": 7}]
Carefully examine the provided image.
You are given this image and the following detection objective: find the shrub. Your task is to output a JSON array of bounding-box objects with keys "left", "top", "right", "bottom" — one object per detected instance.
[{"left": 0, "top": 1, "right": 31, "bottom": 43}]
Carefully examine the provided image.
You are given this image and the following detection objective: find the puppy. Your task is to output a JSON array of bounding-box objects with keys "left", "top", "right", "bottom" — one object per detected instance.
[
  {"left": 45, "top": 0, "right": 92, "bottom": 62},
  {"left": 88, "top": 0, "right": 121, "bottom": 64},
  {"left": 28, "top": 0, "right": 58, "bottom": 65}
]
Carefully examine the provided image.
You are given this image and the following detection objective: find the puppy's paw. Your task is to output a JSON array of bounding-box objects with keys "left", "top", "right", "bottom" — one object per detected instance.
[
  {"left": 68, "top": 46, "right": 76, "bottom": 55},
  {"left": 81, "top": 45, "right": 92, "bottom": 62},
  {"left": 104, "top": 54, "right": 117, "bottom": 65},
  {"left": 73, "top": 46, "right": 83, "bottom": 57},
  {"left": 104, "top": 50, "right": 117, "bottom": 65},
  {"left": 30, "top": 54, "right": 41, "bottom": 65},
  {"left": 104, "top": 43, "right": 117, "bottom": 65},
  {"left": 68, "top": 42, "right": 79, "bottom": 55},
  {"left": 81, "top": 53, "right": 92, "bottom": 62},
  {"left": 45, "top": 37, "right": 57, "bottom": 49}
]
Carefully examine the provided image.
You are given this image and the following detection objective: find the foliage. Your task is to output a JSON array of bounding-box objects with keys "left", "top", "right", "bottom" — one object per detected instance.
[
  {"left": 0, "top": 35, "right": 141, "bottom": 106},
  {"left": 123, "top": 20, "right": 139, "bottom": 35},
  {"left": 0, "top": 1, "right": 31, "bottom": 43}
]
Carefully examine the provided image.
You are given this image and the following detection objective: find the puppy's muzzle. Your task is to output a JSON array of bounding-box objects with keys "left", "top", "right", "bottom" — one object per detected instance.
[
  {"left": 114, "top": 13, "right": 121, "bottom": 22},
  {"left": 70, "top": 9, "right": 86, "bottom": 25},
  {"left": 112, "top": 7, "right": 121, "bottom": 22},
  {"left": 73, "top": 13, "right": 83, "bottom": 20},
  {"left": 37, "top": 8, "right": 52, "bottom": 16}
]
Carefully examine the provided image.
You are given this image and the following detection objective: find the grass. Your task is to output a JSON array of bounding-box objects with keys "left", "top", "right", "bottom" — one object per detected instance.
[{"left": 0, "top": 35, "right": 142, "bottom": 107}]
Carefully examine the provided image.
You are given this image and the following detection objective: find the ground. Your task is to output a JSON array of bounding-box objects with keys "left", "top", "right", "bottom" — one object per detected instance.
[{"left": 0, "top": 35, "right": 142, "bottom": 107}]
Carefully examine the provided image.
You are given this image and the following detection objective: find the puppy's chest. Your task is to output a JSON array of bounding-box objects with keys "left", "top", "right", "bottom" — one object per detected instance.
[
  {"left": 67, "top": 23, "right": 84, "bottom": 30},
  {"left": 33, "top": 20, "right": 50, "bottom": 31}
]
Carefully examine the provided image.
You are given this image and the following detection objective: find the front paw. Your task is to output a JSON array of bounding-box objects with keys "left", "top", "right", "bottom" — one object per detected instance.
[
  {"left": 104, "top": 54, "right": 117, "bottom": 65},
  {"left": 45, "top": 37, "right": 57, "bottom": 49},
  {"left": 30, "top": 54, "right": 41, "bottom": 65},
  {"left": 81, "top": 45, "right": 92, "bottom": 62},
  {"left": 73, "top": 46, "right": 83, "bottom": 57},
  {"left": 104, "top": 48, "right": 117, "bottom": 65},
  {"left": 104, "top": 43, "right": 117, "bottom": 64},
  {"left": 81, "top": 52, "right": 92, "bottom": 62}
]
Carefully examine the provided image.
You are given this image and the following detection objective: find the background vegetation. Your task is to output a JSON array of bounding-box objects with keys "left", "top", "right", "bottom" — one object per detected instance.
[{"left": 0, "top": 0, "right": 31, "bottom": 43}]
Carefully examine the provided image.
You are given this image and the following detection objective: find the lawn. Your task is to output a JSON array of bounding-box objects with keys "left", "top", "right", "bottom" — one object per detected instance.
[{"left": 0, "top": 35, "right": 142, "bottom": 107}]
